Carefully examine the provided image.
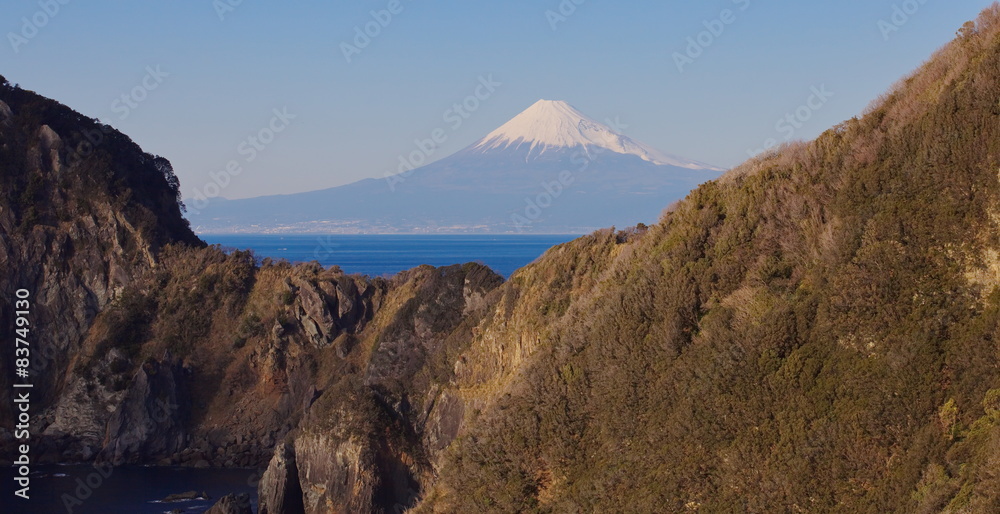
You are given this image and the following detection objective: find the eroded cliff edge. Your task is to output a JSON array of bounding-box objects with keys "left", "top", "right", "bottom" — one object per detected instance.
[
  {"left": 0, "top": 75, "right": 505, "bottom": 512},
  {"left": 6, "top": 6, "right": 1000, "bottom": 513}
]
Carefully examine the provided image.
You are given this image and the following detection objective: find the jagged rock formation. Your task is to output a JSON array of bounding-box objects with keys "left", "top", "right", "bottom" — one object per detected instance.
[
  {"left": 255, "top": 263, "right": 504, "bottom": 513},
  {"left": 206, "top": 492, "right": 254, "bottom": 514},
  {"left": 5, "top": 5, "right": 1000, "bottom": 513},
  {"left": 258, "top": 443, "right": 305, "bottom": 514},
  {"left": 97, "top": 351, "right": 189, "bottom": 465},
  {"left": 0, "top": 75, "right": 200, "bottom": 458}
]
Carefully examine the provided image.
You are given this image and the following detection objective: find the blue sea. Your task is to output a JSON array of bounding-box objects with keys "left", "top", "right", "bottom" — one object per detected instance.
[
  {"left": 202, "top": 234, "right": 579, "bottom": 278},
  {"left": 2, "top": 465, "right": 260, "bottom": 514}
]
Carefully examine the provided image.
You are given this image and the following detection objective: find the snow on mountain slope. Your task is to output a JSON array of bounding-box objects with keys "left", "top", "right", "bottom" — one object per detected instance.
[
  {"left": 187, "top": 99, "right": 726, "bottom": 233},
  {"left": 470, "top": 100, "right": 723, "bottom": 171}
]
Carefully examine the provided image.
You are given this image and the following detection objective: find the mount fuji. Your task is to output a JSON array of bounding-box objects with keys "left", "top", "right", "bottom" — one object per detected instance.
[
  {"left": 470, "top": 100, "right": 718, "bottom": 169},
  {"left": 187, "top": 100, "right": 724, "bottom": 234}
]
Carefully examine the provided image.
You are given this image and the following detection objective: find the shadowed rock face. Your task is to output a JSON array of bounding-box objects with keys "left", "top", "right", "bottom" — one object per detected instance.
[
  {"left": 0, "top": 98, "right": 12, "bottom": 122},
  {"left": 0, "top": 90, "right": 508, "bottom": 509},
  {"left": 206, "top": 492, "right": 253, "bottom": 514},
  {"left": 97, "top": 352, "right": 189, "bottom": 465},
  {"left": 289, "top": 275, "right": 378, "bottom": 348},
  {"left": 258, "top": 443, "right": 305, "bottom": 514},
  {"left": 11, "top": 7, "right": 1000, "bottom": 512},
  {"left": 255, "top": 263, "right": 504, "bottom": 513},
  {"left": 0, "top": 76, "right": 201, "bottom": 460}
]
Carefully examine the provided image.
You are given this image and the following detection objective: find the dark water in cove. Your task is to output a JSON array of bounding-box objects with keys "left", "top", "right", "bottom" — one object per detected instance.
[
  {"left": 2, "top": 465, "right": 260, "bottom": 513},
  {"left": 203, "top": 234, "right": 579, "bottom": 278}
]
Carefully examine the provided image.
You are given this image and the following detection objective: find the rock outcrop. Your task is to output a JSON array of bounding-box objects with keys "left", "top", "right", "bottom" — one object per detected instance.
[
  {"left": 289, "top": 274, "right": 378, "bottom": 348},
  {"left": 97, "top": 352, "right": 189, "bottom": 465},
  {"left": 258, "top": 443, "right": 305, "bottom": 514},
  {"left": 205, "top": 493, "right": 253, "bottom": 514},
  {"left": 0, "top": 98, "right": 12, "bottom": 123},
  {"left": 10, "top": 7, "right": 1000, "bottom": 512},
  {"left": 0, "top": 75, "right": 200, "bottom": 458},
  {"left": 255, "top": 263, "right": 503, "bottom": 512}
]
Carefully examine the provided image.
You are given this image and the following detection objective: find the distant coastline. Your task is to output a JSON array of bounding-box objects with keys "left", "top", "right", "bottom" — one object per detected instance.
[{"left": 203, "top": 233, "right": 579, "bottom": 278}]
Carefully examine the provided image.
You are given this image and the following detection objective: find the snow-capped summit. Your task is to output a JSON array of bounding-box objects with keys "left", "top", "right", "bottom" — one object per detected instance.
[{"left": 471, "top": 99, "right": 722, "bottom": 171}]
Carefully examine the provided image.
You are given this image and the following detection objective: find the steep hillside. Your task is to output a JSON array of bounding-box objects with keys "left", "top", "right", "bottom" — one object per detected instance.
[
  {"left": 6, "top": 5, "right": 1000, "bottom": 513},
  {"left": 406, "top": 6, "right": 1000, "bottom": 512},
  {"left": 63, "top": 247, "right": 503, "bottom": 475},
  {"left": 0, "top": 75, "right": 201, "bottom": 428},
  {"left": 0, "top": 76, "right": 506, "bottom": 513}
]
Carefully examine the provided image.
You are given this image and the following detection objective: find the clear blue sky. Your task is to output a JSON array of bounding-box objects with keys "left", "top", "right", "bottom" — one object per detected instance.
[{"left": 1, "top": 0, "right": 994, "bottom": 200}]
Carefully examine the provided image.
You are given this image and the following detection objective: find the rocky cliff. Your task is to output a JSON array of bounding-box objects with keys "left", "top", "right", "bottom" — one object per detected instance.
[
  {"left": 0, "top": 76, "right": 505, "bottom": 507},
  {"left": 6, "top": 5, "right": 1000, "bottom": 513},
  {"left": 0, "top": 75, "right": 200, "bottom": 458}
]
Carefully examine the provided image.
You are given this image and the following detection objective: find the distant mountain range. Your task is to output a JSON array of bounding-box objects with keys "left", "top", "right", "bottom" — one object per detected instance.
[{"left": 187, "top": 100, "right": 723, "bottom": 234}]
